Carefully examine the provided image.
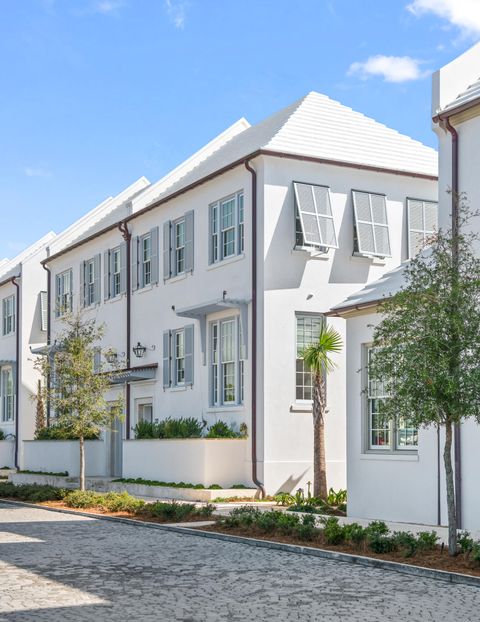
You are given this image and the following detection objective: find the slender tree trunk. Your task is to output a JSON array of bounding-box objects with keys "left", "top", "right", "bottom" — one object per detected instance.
[
  {"left": 79, "top": 435, "right": 85, "bottom": 492},
  {"left": 313, "top": 372, "right": 327, "bottom": 499},
  {"left": 444, "top": 418, "right": 457, "bottom": 556}
]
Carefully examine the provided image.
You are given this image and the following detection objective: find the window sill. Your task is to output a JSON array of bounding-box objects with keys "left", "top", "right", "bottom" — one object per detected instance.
[
  {"left": 168, "top": 386, "right": 188, "bottom": 392},
  {"left": 207, "top": 254, "right": 245, "bottom": 271},
  {"left": 293, "top": 247, "right": 331, "bottom": 260},
  {"left": 165, "top": 272, "right": 189, "bottom": 285},
  {"left": 105, "top": 293, "right": 126, "bottom": 304},
  {"left": 290, "top": 403, "right": 312, "bottom": 413},
  {"left": 350, "top": 252, "right": 387, "bottom": 266},
  {"left": 134, "top": 283, "right": 157, "bottom": 294},
  {"left": 360, "top": 452, "right": 419, "bottom": 461},
  {"left": 206, "top": 406, "right": 245, "bottom": 414}
]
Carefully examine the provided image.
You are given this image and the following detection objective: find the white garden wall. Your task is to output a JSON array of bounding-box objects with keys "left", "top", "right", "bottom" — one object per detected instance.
[
  {"left": 23, "top": 440, "right": 107, "bottom": 477},
  {"left": 0, "top": 440, "right": 15, "bottom": 468},
  {"left": 123, "top": 439, "right": 250, "bottom": 488}
]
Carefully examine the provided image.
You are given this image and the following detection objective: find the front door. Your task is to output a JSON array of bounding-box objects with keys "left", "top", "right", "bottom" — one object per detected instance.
[{"left": 108, "top": 412, "right": 123, "bottom": 478}]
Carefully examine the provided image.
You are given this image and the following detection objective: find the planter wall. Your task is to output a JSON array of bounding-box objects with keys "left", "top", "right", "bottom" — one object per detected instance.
[
  {"left": 0, "top": 440, "right": 15, "bottom": 468},
  {"left": 22, "top": 440, "right": 107, "bottom": 477},
  {"left": 123, "top": 438, "right": 250, "bottom": 488}
]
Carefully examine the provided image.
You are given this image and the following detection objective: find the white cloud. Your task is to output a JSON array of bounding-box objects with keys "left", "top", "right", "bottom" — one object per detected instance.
[
  {"left": 24, "top": 167, "right": 52, "bottom": 178},
  {"left": 93, "top": 0, "right": 124, "bottom": 15},
  {"left": 407, "top": 0, "right": 480, "bottom": 37},
  {"left": 165, "top": 0, "right": 187, "bottom": 29},
  {"left": 348, "top": 55, "right": 429, "bottom": 83}
]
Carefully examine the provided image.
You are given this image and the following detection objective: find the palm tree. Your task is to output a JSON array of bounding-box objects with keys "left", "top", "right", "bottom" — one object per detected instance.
[{"left": 302, "top": 323, "right": 342, "bottom": 499}]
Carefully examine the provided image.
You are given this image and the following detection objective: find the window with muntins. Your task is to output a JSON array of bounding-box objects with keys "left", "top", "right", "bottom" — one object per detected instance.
[
  {"left": 209, "top": 191, "right": 244, "bottom": 264},
  {"left": 55, "top": 269, "right": 73, "bottom": 317},
  {"left": 1, "top": 367, "right": 13, "bottom": 422},
  {"left": 81, "top": 255, "right": 101, "bottom": 307},
  {"left": 294, "top": 182, "right": 337, "bottom": 250},
  {"left": 112, "top": 248, "right": 121, "bottom": 296},
  {"left": 366, "top": 347, "right": 418, "bottom": 451},
  {"left": 163, "top": 325, "right": 194, "bottom": 388},
  {"left": 210, "top": 317, "right": 243, "bottom": 406},
  {"left": 2, "top": 295, "right": 15, "bottom": 336},
  {"left": 352, "top": 191, "right": 391, "bottom": 258},
  {"left": 407, "top": 198, "right": 438, "bottom": 258},
  {"left": 174, "top": 329, "right": 185, "bottom": 386},
  {"left": 175, "top": 219, "right": 186, "bottom": 275},
  {"left": 137, "top": 402, "right": 153, "bottom": 423},
  {"left": 296, "top": 315, "right": 323, "bottom": 401},
  {"left": 142, "top": 234, "right": 151, "bottom": 287}
]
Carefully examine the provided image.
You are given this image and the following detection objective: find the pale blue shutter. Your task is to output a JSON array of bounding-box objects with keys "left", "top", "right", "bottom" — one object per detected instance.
[
  {"left": 163, "top": 221, "right": 171, "bottom": 280},
  {"left": 94, "top": 254, "right": 101, "bottom": 303},
  {"left": 184, "top": 324, "right": 194, "bottom": 386},
  {"left": 120, "top": 242, "right": 127, "bottom": 294},
  {"left": 184, "top": 211, "right": 194, "bottom": 273},
  {"left": 40, "top": 291, "right": 48, "bottom": 332},
  {"left": 131, "top": 236, "right": 139, "bottom": 290},
  {"left": 150, "top": 227, "right": 159, "bottom": 285},
  {"left": 104, "top": 251, "right": 110, "bottom": 300},
  {"left": 68, "top": 269, "right": 73, "bottom": 311},
  {"left": 80, "top": 263, "right": 85, "bottom": 308},
  {"left": 163, "top": 330, "right": 171, "bottom": 388},
  {"left": 54, "top": 275, "right": 60, "bottom": 317}
]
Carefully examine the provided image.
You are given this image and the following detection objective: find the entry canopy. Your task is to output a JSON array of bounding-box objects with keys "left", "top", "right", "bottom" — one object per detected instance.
[
  {"left": 108, "top": 365, "right": 157, "bottom": 385},
  {"left": 175, "top": 297, "right": 250, "bottom": 364}
]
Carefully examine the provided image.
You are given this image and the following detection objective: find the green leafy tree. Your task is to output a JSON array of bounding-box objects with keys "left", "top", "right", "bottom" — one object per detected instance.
[
  {"left": 302, "top": 323, "right": 343, "bottom": 499},
  {"left": 35, "top": 314, "right": 123, "bottom": 490},
  {"left": 369, "top": 199, "right": 480, "bottom": 555},
  {"left": 35, "top": 380, "right": 46, "bottom": 434}
]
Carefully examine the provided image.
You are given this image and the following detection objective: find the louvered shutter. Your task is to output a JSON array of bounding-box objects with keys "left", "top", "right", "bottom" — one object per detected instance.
[
  {"left": 93, "top": 254, "right": 101, "bottom": 303},
  {"left": 163, "top": 330, "right": 171, "bottom": 388},
  {"left": 104, "top": 251, "right": 110, "bottom": 300},
  {"left": 163, "top": 221, "right": 171, "bottom": 279},
  {"left": 293, "top": 183, "right": 337, "bottom": 248},
  {"left": 80, "top": 262, "right": 86, "bottom": 307},
  {"left": 184, "top": 211, "right": 194, "bottom": 272},
  {"left": 184, "top": 324, "right": 194, "bottom": 386},
  {"left": 131, "top": 236, "right": 139, "bottom": 290},
  {"left": 40, "top": 291, "right": 48, "bottom": 331},
  {"left": 150, "top": 227, "right": 159, "bottom": 285},
  {"left": 120, "top": 242, "right": 127, "bottom": 294},
  {"left": 352, "top": 191, "right": 391, "bottom": 257},
  {"left": 54, "top": 275, "right": 60, "bottom": 318}
]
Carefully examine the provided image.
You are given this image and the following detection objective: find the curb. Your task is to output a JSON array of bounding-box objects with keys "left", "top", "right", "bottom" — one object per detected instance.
[{"left": 1, "top": 499, "right": 479, "bottom": 588}]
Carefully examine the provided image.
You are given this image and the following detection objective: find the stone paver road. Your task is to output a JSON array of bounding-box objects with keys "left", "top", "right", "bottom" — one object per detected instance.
[{"left": 0, "top": 502, "right": 479, "bottom": 621}]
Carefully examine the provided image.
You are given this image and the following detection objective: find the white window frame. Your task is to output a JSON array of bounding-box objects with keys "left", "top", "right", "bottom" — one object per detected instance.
[
  {"left": 293, "top": 182, "right": 338, "bottom": 250},
  {"left": 173, "top": 328, "right": 185, "bottom": 387},
  {"left": 56, "top": 270, "right": 72, "bottom": 317},
  {"left": 141, "top": 233, "right": 152, "bottom": 287},
  {"left": 2, "top": 295, "right": 15, "bottom": 336},
  {"left": 295, "top": 314, "right": 323, "bottom": 403},
  {"left": 86, "top": 258, "right": 95, "bottom": 306},
  {"left": 112, "top": 247, "right": 121, "bottom": 297},
  {"left": 352, "top": 190, "right": 391, "bottom": 258},
  {"left": 136, "top": 398, "right": 153, "bottom": 425},
  {"left": 365, "top": 346, "right": 418, "bottom": 452},
  {"left": 209, "top": 191, "right": 244, "bottom": 264},
  {"left": 407, "top": 197, "right": 438, "bottom": 258},
  {"left": 174, "top": 218, "right": 186, "bottom": 276},
  {"left": 1, "top": 367, "right": 14, "bottom": 423},
  {"left": 210, "top": 316, "right": 243, "bottom": 406}
]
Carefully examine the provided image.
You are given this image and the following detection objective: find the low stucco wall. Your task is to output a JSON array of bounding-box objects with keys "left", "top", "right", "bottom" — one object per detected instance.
[
  {"left": 123, "top": 439, "right": 250, "bottom": 488},
  {"left": 0, "top": 440, "right": 15, "bottom": 468},
  {"left": 23, "top": 440, "right": 107, "bottom": 477}
]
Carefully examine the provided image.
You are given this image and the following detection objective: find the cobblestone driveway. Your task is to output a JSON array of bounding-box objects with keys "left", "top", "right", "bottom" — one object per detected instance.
[{"left": 0, "top": 502, "right": 479, "bottom": 621}]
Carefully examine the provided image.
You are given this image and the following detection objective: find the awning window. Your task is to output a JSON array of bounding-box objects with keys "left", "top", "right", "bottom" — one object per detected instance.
[
  {"left": 352, "top": 190, "right": 391, "bottom": 258},
  {"left": 294, "top": 182, "right": 337, "bottom": 249}
]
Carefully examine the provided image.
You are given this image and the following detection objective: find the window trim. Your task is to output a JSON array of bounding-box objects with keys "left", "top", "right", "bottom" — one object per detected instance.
[
  {"left": 406, "top": 196, "right": 438, "bottom": 259},
  {"left": 295, "top": 312, "right": 324, "bottom": 404},
  {"left": 209, "top": 315, "right": 243, "bottom": 407},
  {"left": 209, "top": 191, "right": 244, "bottom": 265},
  {"left": 0, "top": 366, "right": 14, "bottom": 423},
  {"left": 352, "top": 189, "right": 391, "bottom": 259},
  {"left": 2, "top": 295, "right": 15, "bottom": 336},
  {"left": 55, "top": 269, "right": 73, "bottom": 317},
  {"left": 141, "top": 232, "right": 152, "bottom": 288},
  {"left": 112, "top": 246, "right": 122, "bottom": 298},
  {"left": 135, "top": 398, "right": 154, "bottom": 425},
  {"left": 293, "top": 181, "right": 338, "bottom": 251},
  {"left": 173, "top": 217, "right": 186, "bottom": 277},
  {"left": 173, "top": 328, "right": 186, "bottom": 387}
]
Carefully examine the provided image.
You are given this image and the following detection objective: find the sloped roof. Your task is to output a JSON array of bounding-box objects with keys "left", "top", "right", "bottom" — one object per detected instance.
[
  {"left": 442, "top": 77, "right": 480, "bottom": 114},
  {"left": 143, "top": 92, "right": 437, "bottom": 207},
  {"left": 0, "top": 231, "right": 56, "bottom": 284}
]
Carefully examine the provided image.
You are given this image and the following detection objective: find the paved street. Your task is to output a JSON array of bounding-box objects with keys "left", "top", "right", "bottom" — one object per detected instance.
[{"left": 0, "top": 503, "right": 479, "bottom": 621}]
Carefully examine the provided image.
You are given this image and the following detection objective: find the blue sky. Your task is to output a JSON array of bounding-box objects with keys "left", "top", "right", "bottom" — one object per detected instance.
[{"left": 1, "top": 0, "right": 479, "bottom": 258}]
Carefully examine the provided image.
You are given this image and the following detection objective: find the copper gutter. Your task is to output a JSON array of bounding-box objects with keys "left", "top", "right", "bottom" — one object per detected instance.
[
  {"left": 118, "top": 222, "right": 132, "bottom": 439},
  {"left": 42, "top": 263, "right": 52, "bottom": 425},
  {"left": 11, "top": 276, "right": 20, "bottom": 468}
]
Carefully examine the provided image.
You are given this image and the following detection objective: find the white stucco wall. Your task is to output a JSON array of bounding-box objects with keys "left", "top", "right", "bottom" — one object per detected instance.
[
  {"left": 23, "top": 440, "right": 107, "bottom": 477},
  {"left": 0, "top": 440, "right": 14, "bottom": 468}
]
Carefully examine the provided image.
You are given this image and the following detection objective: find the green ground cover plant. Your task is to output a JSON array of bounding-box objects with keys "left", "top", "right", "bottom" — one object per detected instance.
[
  {"left": 132, "top": 418, "right": 246, "bottom": 440},
  {"left": 112, "top": 477, "right": 226, "bottom": 489},
  {"left": 19, "top": 469, "right": 69, "bottom": 477}
]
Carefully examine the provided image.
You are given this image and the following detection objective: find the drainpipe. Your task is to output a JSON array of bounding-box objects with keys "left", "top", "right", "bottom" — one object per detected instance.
[
  {"left": 245, "top": 159, "right": 265, "bottom": 498},
  {"left": 119, "top": 222, "right": 132, "bottom": 439},
  {"left": 444, "top": 116, "right": 462, "bottom": 530},
  {"left": 42, "top": 263, "right": 51, "bottom": 426},
  {"left": 11, "top": 276, "right": 20, "bottom": 469}
]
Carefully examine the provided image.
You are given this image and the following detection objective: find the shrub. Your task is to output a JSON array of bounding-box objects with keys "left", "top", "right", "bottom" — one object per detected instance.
[
  {"left": 0, "top": 430, "right": 5, "bottom": 441},
  {"left": 223, "top": 506, "right": 262, "bottom": 528},
  {"left": 205, "top": 420, "right": 240, "bottom": 439},
  {"left": 343, "top": 522, "right": 366, "bottom": 546},
  {"left": 101, "top": 492, "right": 145, "bottom": 513},
  {"left": 322, "top": 517, "right": 345, "bottom": 545},
  {"left": 457, "top": 531, "right": 475, "bottom": 554},
  {"left": 133, "top": 420, "right": 159, "bottom": 439},
  {"left": 35, "top": 424, "right": 99, "bottom": 440},
  {"left": 63, "top": 490, "right": 105, "bottom": 508},
  {"left": 0, "top": 482, "right": 66, "bottom": 502},
  {"left": 471, "top": 542, "right": 480, "bottom": 565},
  {"left": 133, "top": 417, "right": 204, "bottom": 439},
  {"left": 393, "top": 531, "right": 418, "bottom": 557},
  {"left": 296, "top": 514, "right": 317, "bottom": 541},
  {"left": 417, "top": 531, "right": 439, "bottom": 551},
  {"left": 365, "top": 521, "right": 389, "bottom": 537},
  {"left": 274, "top": 492, "right": 296, "bottom": 506},
  {"left": 326, "top": 488, "right": 347, "bottom": 506},
  {"left": 148, "top": 501, "right": 196, "bottom": 521}
]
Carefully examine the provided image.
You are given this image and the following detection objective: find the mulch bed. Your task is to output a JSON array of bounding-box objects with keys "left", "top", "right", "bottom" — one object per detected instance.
[{"left": 195, "top": 523, "right": 480, "bottom": 577}]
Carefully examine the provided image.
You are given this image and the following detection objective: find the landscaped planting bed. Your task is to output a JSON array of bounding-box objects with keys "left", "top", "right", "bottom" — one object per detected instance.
[
  {"left": 196, "top": 506, "right": 480, "bottom": 577},
  {"left": 0, "top": 483, "right": 214, "bottom": 523}
]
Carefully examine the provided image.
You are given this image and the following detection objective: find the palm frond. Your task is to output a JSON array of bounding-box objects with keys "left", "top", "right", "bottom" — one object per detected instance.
[{"left": 301, "top": 323, "right": 343, "bottom": 375}]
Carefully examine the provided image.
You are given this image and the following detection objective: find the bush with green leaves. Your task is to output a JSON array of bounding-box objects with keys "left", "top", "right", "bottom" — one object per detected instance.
[
  {"left": 0, "top": 482, "right": 66, "bottom": 502},
  {"left": 322, "top": 517, "right": 346, "bottom": 545},
  {"left": 416, "top": 531, "right": 439, "bottom": 551},
  {"left": 0, "top": 430, "right": 5, "bottom": 441},
  {"left": 206, "top": 420, "right": 241, "bottom": 439},
  {"left": 343, "top": 522, "right": 366, "bottom": 547},
  {"left": 35, "top": 423, "right": 99, "bottom": 441},
  {"left": 457, "top": 531, "right": 475, "bottom": 554},
  {"left": 274, "top": 492, "right": 296, "bottom": 506}
]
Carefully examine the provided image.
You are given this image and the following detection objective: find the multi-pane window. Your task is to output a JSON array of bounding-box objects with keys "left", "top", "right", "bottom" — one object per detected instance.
[
  {"left": 175, "top": 219, "right": 186, "bottom": 275},
  {"left": 296, "top": 315, "right": 323, "bottom": 401},
  {"left": 352, "top": 190, "right": 391, "bottom": 258},
  {"left": 174, "top": 329, "right": 185, "bottom": 386},
  {"left": 86, "top": 259, "right": 95, "bottom": 306},
  {"left": 137, "top": 402, "right": 153, "bottom": 423},
  {"left": 112, "top": 248, "right": 121, "bottom": 297},
  {"left": 2, "top": 296, "right": 15, "bottom": 336},
  {"left": 1, "top": 367, "right": 14, "bottom": 422},
  {"left": 366, "top": 348, "right": 418, "bottom": 451},
  {"left": 55, "top": 270, "right": 72, "bottom": 317},
  {"left": 407, "top": 198, "right": 438, "bottom": 258},
  {"left": 209, "top": 191, "right": 244, "bottom": 264},
  {"left": 211, "top": 317, "right": 243, "bottom": 406},
  {"left": 294, "top": 182, "right": 337, "bottom": 249},
  {"left": 142, "top": 234, "right": 151, "bottom": 287}
]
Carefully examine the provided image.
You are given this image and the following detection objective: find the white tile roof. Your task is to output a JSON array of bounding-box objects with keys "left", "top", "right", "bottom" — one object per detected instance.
[
  {"left": 145, "top": 92, "right": 437, "bottom": 207},
  {"left": 0, "top": 231, "right": 56, "bottom": 282},
  {"left": 442, "top": 77, "right": 480, "bottom": 114}
]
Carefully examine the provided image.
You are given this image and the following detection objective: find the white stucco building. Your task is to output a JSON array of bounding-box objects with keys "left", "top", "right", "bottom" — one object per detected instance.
[
  {"left": 37, "top": 91, "right": 437, "bottom": 493},
  {"left": 330, "top": 43, "right": 480, "bottom": 530}
]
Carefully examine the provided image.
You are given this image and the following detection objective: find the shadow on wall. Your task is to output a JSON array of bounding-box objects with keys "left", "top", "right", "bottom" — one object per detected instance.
[
  {"left": 274, "top": 469, "right": 309, "bottom": 494},
  {"left": 28, "top": 293, "right": 45, "bottom": 345}
]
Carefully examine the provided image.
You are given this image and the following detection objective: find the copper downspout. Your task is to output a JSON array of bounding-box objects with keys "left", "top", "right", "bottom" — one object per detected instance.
[
  {"left": 11, "top": 276, "right": 20, "bottom": 468},
  {"left": 245, "top": 159, "right": 265, "bottom": 498},
  {"left": 118, "top": 222, "right": 132, "bottom": 439},
  {"left": 42, "top": 263, "right": 51, "bottom": 426}
]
